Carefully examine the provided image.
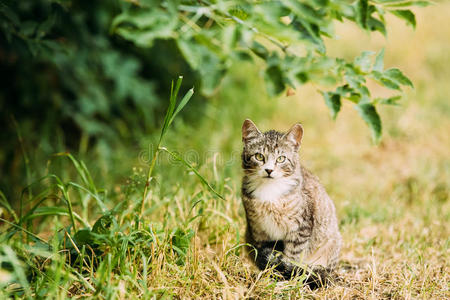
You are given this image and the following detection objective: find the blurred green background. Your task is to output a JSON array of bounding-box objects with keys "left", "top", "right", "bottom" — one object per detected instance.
[
  {"left": 0, "top": 0, "right": 197, "bottom": 199},
  {"left": 2, "top": 0, "right": 443, "bottom": 203}
]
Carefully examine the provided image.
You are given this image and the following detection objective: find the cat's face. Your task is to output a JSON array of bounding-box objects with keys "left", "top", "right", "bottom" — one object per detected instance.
[{"left": 241, "top": 119, "right": 303, "bottom": 180}]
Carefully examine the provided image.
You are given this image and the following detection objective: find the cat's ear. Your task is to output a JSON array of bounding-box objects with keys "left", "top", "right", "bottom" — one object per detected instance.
[
  {"left": 242, "top": 119, "right": 261, "bottom": 142},
  {"left": 283, "top": 123, "right": 303, "bottom": 149}
]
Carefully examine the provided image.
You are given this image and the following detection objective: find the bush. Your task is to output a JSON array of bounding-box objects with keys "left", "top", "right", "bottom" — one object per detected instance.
[
  {"left": 0, "top": 0, "right": 427, "bottom": 198},
  {"left": 0, "top": 0, "right": 196, "bottom": 197},
  {"left": 113, "top": 0, "right": 426, "bottom": 141}
]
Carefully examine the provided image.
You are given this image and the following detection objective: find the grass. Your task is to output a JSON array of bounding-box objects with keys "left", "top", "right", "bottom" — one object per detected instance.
[{"left": 1, "top": 3, "right": 449, "bottom": 299}]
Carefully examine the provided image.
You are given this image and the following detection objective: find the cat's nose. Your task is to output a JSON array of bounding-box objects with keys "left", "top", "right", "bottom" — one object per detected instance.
[{"left": 265, "top": 169, "right": 273, "bottom": 176}]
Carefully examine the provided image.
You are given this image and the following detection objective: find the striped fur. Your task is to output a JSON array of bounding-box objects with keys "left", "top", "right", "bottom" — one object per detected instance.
[{"left": 241, "top": 119, "right": 342, "bottom": 287}]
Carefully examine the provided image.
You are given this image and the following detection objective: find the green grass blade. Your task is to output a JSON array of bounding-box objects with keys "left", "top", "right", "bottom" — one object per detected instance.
[
  {"left": 0, "top": 218, "right": 48, "bottom": 244},
  {"left": 79, "top": 159, "right": 97, "bottom": 191},
  {"left": 2, "top": 245, "right": 31, "bottom": 299},
  {"left": 18, "top": 176, "right": 66, "bottom": 225},
  {"left": 160, "top": 76, "right": 183, "bottom": 141},
  {"left": 159, "top": 147, "right": 224, "bottom": 200},
  {"left": 19, "top": 189, "right": 54, "bottom": 225},
  {"left": 54, "top": 153, "right": 97, "bottom": 192},
  {"left": 19, "top": 174, "right": 63, "bottom": 203},
  {"left": 140, "top": 76, "right": 188, "bottom": 221},
  {"left": 0, "top": 190, "right": 18, "bottom": 223},
  {"left": 168, "top": 87, "right": 194, "bottom": 126},
  {"left": 60, "top": 187, "right": 78, "bottom": 232},
  {"left": 21, "top": 206, "right": 90, "bottom": 228},
  {"left": 53, "top": 153, "right": 89, "bottom": 186},
  {"left": 67, "top": 182, "right": 107, "bottom": 212}
]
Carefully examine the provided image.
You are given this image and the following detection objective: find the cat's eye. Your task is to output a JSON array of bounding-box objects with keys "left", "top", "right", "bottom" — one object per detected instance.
[
  {"left": 276, "top": 156, "right": 286, "bottom": 163},
  {"left": 254, "top": 153, "right": 264, "bottom": 161}
]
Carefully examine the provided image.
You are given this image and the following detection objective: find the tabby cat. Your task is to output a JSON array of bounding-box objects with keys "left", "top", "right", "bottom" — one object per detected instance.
[{"left": 241, "top": 119, "right": 342, "bottom": 286}]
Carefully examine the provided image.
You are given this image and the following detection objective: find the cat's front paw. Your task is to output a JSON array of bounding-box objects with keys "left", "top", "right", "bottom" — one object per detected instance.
[
  {"left": 267, "top": 250, "right": 283, "bottom": 265},
  {"left": 255, "top": 247, "right": 283, "bottom": 270}
]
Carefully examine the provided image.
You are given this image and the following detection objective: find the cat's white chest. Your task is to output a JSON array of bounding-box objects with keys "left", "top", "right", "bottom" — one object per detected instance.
[
  {"left": 251, "top": 177, "right": 296, "bottom": 203},
  {"left": 250, "top": 178, "right": 298, "bottom": 240}
]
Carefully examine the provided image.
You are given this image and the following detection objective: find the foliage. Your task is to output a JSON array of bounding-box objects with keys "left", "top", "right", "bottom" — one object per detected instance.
[
  {"left": 0, "top": 0, "right": 429, "bottom": 199},
  {"left": 113, "top": 0, "right": 427, "bottom": 142},
  {"left": 0, "top": 0, "right": 160, "bottom": 140},
  {"left": 0, "top": 0, "right": 200, "bottom": 199},
  {"left": 0, "top": 80, "right": 219, "bottom": 298}
]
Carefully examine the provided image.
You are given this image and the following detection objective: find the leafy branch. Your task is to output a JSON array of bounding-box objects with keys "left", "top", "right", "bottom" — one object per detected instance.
[{"left": 112, "top": 0, "right": 429, "bottom": 142}]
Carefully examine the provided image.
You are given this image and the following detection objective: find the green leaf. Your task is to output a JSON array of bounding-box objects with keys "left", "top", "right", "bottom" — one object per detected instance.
[
  {"left": 74, "top": 229, "right": 96, "bottom": 246},
  {"left": 384, "top": 1, "right": 430, "bottom": 8},
  {"left": 112, "top": 5, "right": 178, "bottom": 47},
  {"left": 355, "top": 0, "right": 369, "bottom": 29},
  {"left": 229, "top": 5, "right": 250, "bottom": 20},
  {"left": 171, "top": 228, "right": 194, "bottom": 265},
  {"left": 0, "top": 4, "right": 20, "bottom": 27},
  {"left": 354, "top": 51, "right": 375, "bottom": 73},
  {"left": 368, "top": 16, "right": 387, "bottom": 35},
  {"left": 391, "top": 10, "right": 416, "bottom": 29},
  {"left": 322, "top": 92, "right": 341, "bottom": 119},
  {"left": 250, "top": 41, "right": 269, "bottom": 59},
  {"left": 344, "top": 66, "right": 371, "bottom": 98},
  {"left": 384, "top": 68, "right": 414, "bottom": 87},
  {"left": 284, "top": 0, "right": 325, "bottom": 25},
  {"left": 376, "top": 95, "right": 402, "bottom": 105},
  {"left": 295, "top": 72, "right": 309, "bottom": 84},
  {"left": 92, "top": 215, "right": 114, "bottom": 234},
  {"left": 335, "top": 84, "right": 354, "bottom": 98},
  {"left": 20, "top": 21, "right": 38, "bottom": 37},
  {"left": 380, "top": 77, "right": 401, "bottom": 90},
  {"left": 373, "top": 48, "right": 385, "bottom": 72},
  {"left": 177, "top": 38, "right": 226, "bottom": 95},
  {"left": 291, "top": 19, "right": 326, "bottom": 53},
  {"left": 234, "top": 51, "right": 253, "bottom": 61},
  {"left": 355, "top": 103, "right": 382, "bottom": 142},
  {"left": 265, "top": 65, "right": 285, "bottom": 96},
  {"left": 36, "top": 14, "right": 56, "bottom": 39},
  {"left": 371, "top": 68, "right": 412, "bottom": 90}
]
